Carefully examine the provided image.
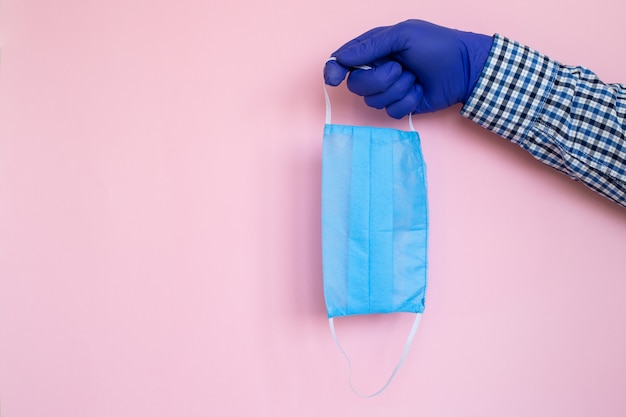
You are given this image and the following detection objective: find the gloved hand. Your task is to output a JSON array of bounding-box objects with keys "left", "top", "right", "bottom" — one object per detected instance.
[{"left": 324, "top": 20, "right": 493, "bottom": 118}]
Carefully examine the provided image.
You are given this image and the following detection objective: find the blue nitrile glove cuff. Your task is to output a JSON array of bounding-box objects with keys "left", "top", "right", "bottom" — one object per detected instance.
[{"left": 457, "top": 31, "right": 494, "bottom": 103}]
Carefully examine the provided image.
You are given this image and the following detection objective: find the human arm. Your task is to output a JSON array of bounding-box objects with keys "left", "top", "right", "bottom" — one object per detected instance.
[
  {"left": 324, "top": 20, "right": 626, "bottom": 207},
  {"left": 461, "top": 34, "right": 626, "bottom": 207}
]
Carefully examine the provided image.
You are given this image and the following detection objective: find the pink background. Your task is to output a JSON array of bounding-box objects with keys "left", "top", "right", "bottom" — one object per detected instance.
[{"left": 1, "top": 1, "right": 626, "bottom": 416}]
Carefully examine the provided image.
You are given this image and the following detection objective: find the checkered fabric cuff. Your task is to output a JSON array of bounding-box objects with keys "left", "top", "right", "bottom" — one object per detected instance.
[
  {"left": 462, "top": 34, "right": 626, "bottom": 207},
  {"left": 461, "top": 34, "right": 558, "bottom": 144}
]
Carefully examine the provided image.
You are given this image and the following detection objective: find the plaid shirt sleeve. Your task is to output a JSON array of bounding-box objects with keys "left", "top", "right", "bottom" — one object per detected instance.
[{"left": 461, "top": 34, "right": 626, "bottom": 208}]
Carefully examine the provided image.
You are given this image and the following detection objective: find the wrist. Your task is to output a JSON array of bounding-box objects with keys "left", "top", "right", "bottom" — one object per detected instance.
[{"left": 459, "top": 32, "right": 494, "bottom": 103}]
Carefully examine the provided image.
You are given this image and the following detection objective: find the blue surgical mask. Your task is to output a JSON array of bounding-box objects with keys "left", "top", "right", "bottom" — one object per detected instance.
[{"left": 322, "top": 85, "right": 429, "bottom": 397}]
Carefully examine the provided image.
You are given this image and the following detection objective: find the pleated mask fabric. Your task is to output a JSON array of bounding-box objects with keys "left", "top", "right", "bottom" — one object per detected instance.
[{"left": 321, "top": 82, "right": 429, "bottom": 397}]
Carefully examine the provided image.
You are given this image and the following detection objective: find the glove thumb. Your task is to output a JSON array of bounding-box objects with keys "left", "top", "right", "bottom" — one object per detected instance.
[{"left": 324, "top": 59, "right": 350, "bottom": 86}]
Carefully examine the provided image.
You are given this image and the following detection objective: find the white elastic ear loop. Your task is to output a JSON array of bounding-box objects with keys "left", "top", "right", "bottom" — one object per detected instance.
[
  {"left": 329, "top": 313, "right": 423, "bottom": 398},
  {"left": 324, "top": 82, "right": 332, "bottom": 125},
  {"left": 324, "top": 58, "right": 416, "bottom": 131},
  {"left": 325, "top": 56, "right": 371, "bottom": 126},
  {"left": 327, "top": 56, "right": 372, "bottom": 71}
]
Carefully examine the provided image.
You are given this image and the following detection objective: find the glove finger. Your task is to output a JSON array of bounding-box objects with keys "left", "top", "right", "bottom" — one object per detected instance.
[
  {"left": 364, "top": 70, "right": 416, "bottom": 109},
  {"left": 335, "top": 25, "right": 404, "bottom": 68},
  {"left": 324, "top": 59, "right": 349, "bottom": 86},
  {"left": 386, "top": 84, "right": 423, "bottom": 119},
  {"left": 346, "top": 61, "right": 402, "bottom": 96},
  {"left": 413, "top": 86, "right": 438, "bottom": 114},
  {"left": 331, "top": 26, "right": 389, "bottom": 58}
]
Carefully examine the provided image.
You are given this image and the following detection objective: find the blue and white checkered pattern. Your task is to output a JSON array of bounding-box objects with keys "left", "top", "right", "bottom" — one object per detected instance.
[{"left": 462, "top": 34, "right": 626, "bottom": 207}]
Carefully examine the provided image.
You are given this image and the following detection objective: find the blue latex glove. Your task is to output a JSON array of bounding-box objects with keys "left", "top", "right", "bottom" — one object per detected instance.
[{"left": 324, "top": 20, "right": 493, "bottom": 118}]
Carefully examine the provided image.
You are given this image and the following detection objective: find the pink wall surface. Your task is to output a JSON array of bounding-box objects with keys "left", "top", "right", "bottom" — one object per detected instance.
[{"left": 1, "top": 1, "right": 626, "bottom": 416}]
